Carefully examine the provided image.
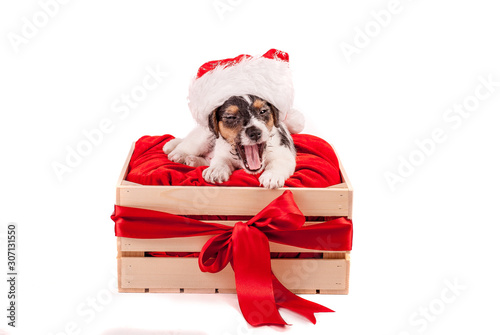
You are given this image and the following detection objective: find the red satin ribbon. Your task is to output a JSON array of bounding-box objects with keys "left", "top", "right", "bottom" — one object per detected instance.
[{"left": 112, "top": 190, "right": 353, "bottom": 326}]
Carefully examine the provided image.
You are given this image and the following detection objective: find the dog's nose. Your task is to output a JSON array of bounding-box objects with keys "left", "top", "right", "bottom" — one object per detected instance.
[{"left": 245, "top": 126, "right": 262, "bottom": 141}]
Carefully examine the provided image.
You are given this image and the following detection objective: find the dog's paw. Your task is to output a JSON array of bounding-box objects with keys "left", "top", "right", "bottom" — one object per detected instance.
[
  {"left": 163, "top": 138, "right": 182, "bottom": 155},
  {"left": 259, "top": 170, "right": 287, "bottom": 189},
  {"left": 203, "top": 164, "right": 232, "bottom": 184},
  {"left": 185, "top": 155, "right": 208, "bottom": 168},
  {"left": 168, "top": 150, "right": 187, "bottom": 164},
  {"left": 167, "top": 143, "right": 195, "bottom": 164}
]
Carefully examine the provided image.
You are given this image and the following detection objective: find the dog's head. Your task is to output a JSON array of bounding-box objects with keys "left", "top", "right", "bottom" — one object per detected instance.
[{"left": 208, "top": 95, "right": 280, "bottom": 174}]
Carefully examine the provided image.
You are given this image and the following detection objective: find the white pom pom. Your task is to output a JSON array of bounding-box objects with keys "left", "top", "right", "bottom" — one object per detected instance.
[{"left": 283, "top": 108, "right": 305, "bottom": 134}]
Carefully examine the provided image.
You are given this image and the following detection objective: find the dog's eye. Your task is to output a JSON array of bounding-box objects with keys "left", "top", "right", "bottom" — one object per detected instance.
[
  {"left": 223, "top": 115, "right": 237, "bottom": 121},
  {"left": 260, "top": 109, "right": 269, "bottom": 115}
]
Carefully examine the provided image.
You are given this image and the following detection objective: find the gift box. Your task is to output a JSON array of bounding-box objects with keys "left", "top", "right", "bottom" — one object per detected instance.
[{"left": 112, "top": 134, "right": 353, "bottom": 325}]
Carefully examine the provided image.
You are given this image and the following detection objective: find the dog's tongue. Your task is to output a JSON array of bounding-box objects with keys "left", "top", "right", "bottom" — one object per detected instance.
[{"left": 244, "top": 144, "right": 262, "bottom": 170}]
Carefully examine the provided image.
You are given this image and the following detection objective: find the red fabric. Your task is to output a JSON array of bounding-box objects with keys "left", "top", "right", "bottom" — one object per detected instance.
[
  {"left": 112, "top": 191, "right": 353, "bottom": 326},
  {"left": 126, "top": 134, "right": 341, "bottom": 187},
  {"left": 196, "top": 53, "right": 249, "bottom": 79},
  {"left": 196, "top": 48, "right": 289, "bottom": 79}
]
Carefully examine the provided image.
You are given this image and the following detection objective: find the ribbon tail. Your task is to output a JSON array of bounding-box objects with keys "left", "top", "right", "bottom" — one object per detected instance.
[
  {"left": 272, "top": 273, "right": 334, "bottom": 324},
  {"left": 232, "top": 223, "right": 287, "bottom": 326}
]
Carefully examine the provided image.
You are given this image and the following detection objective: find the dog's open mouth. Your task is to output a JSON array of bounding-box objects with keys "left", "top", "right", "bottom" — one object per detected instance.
[{"left": 235, "top": 143, "right": 266, "bottom": 172}]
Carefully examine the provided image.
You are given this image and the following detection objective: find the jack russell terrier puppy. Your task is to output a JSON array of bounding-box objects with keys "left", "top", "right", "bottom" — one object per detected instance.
[{"left": 163, "top": 95, "right": 296, "bottom": 189}]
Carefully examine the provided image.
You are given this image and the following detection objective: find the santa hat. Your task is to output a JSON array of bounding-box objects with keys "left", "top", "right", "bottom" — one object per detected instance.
[{"left": 187, "top": 49, "right": 305, "bottom": 134}]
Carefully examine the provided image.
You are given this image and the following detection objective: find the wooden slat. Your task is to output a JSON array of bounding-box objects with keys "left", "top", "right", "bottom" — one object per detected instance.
[
  {"left": 272, "top": 258, "right": 347, "bottom": 291},
  {"left": 121, "top": 180, "right": 141, "bottom": 186},
  {"left": 328, "top": 182, "right": 347, "bottom": 189},
  {"left": 115, "top": 143, "right": 136, "bottom": 205},
  {"left": 323, "top": 252, "right": 348, "bottom": 259},
  {"left": 117, "top": 185, "right": 350, "bottom": 216},
  {"left": 293, "top": 289, "right": 317, "bottom": 294},
  {"left": 119, "top": 236, "right": 350, "bottom": 254},
  {"left": 217, "top": 288, "right": 237, "bottom": 294},
  {"left": 119, "top": 257, "right": 347, "bottom": 293},
  {"left": 119, "top": 257, "right": 236, "bottom": 290},
  {"left": 121, "top": 251, "right": 145, "bottom": 257},
  {"left": 119, "top": 288, "right": 147, "bottom": 293},
  {"left": 328, "top": 142, "right": 353, "bottom": 219},
  {"left": 337, "top": 159, "right": 353, "bottom": 219}
]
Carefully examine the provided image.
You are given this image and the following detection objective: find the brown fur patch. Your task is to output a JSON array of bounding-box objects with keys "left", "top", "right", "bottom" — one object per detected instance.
[
  {"left": 270, "top": 104, "right": 280, "bottom": 127},
  {"left": 218, "top": 122, "right": 240, "bottom": 144},
  {"left": 266, "top": 112, "right": 274, "bottom": 131},
  {"left": 226, "top": 105, "right": 239, "bottom": 115},
  {"left": 252, "top": 99, "right": 265, "bottom": 110},
  {"left": 210, "top": 109, "right": 219, "bottom": 137},
  {"left": 218, "top": 104, "right": 241, "bottom": 144},
  {"left": 253, "top": 98, "right": 274, "bottom": 130}
]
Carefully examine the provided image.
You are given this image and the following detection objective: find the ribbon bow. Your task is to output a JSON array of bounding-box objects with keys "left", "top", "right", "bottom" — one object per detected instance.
[
  {"left": 112, "top": 190, "right": 353, "bottom": 327},
  {"left": 199, "top": 190, "right": 332, "bottom": 326}
]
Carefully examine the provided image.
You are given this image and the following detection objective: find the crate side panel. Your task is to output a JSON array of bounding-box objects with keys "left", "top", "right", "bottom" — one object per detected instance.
[
  {"left": 119, "top": 257, "right": 347, "bottom": 292},
  {"left": 118, "top": 186, "right": 350, "bottom": 217}
]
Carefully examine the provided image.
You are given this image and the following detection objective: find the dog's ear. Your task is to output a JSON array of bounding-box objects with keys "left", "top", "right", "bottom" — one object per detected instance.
[
  {"left": 269, "top": 103, "right": 280, "bottom": 127},
  {"left": 208, "top": 108, "right": 220, "bottom": 138}
]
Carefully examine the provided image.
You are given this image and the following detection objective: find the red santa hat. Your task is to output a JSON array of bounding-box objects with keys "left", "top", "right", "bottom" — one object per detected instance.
[{"left": 187, "top": 49, "right": 305, "bottom": 134}]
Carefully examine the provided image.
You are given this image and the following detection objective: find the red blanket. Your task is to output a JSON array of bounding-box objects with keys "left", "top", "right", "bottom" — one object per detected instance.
[{"left": 126, "top": 134, "right": 341, "bottom": 187}]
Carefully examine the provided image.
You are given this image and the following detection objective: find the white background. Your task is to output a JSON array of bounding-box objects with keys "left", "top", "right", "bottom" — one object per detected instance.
[{"left": 1, "top": 0, "right": 500, "bottom": 334}]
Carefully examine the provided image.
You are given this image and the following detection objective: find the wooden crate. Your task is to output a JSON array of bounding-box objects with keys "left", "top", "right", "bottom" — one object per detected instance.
[{"left": 116, "top": 142, "right": 353, "bottom": 294}]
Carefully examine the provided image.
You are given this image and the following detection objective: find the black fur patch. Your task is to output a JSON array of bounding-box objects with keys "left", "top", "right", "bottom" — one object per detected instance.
[{"left": 277, "top": 124, "right": 295, "bottom": 153}]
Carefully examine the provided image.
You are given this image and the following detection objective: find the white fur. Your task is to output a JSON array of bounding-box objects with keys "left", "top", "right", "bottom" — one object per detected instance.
[
  {"left": 258, "top": 127, "right": 296, "bottom": 189},
  {"left": 163, "top": 126, "right": 213, "bottom": 167},
  {"left": 202, "top": 137, "right": 235, "bottom": 183}
]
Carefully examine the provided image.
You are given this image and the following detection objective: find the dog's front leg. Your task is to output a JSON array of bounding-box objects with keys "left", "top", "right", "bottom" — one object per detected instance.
[
  {"left": 164, "top": 125, "right": 213, "bottom": 166},
  {"left": 202, "top": 138, "right": 235, "bottom": 184},
  {"left": 259, "top": 145, "right": 296, "bottom": 189}
]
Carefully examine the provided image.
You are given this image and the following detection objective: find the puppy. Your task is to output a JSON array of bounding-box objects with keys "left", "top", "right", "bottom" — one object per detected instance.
[{"left": 163, "top": 95, "right": 296, "bottom": 188}]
